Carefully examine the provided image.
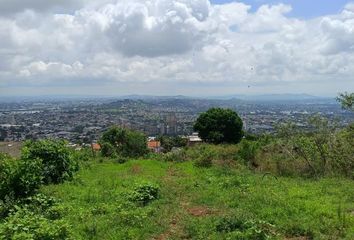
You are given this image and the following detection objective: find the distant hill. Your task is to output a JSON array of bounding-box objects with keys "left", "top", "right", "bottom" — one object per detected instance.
[
  {"left": 209, "top": 94, "right": 334, "bottom": 102},
  {"left": 116, "top": 94, "right": 334, "bottom": 102}
]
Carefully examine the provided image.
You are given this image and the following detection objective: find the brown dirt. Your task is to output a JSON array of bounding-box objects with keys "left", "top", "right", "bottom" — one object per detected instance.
[
  {"left": 0, "top": 142, "right": 22, "bottom": 158},
  {"left": 154, "top": 217, "right": 185, "bottom": 240},
  {"left": 186, "top": 206, "right": 212, "bottom": 217},
  {"left": 155, "top": 166, "right": 218, "bottom": 239},
  {"left": 130, "top": 164, "right": 142, "bottom": 174},
  {"left": 284, "top": 237, "right": 310, "bottom": 240}
]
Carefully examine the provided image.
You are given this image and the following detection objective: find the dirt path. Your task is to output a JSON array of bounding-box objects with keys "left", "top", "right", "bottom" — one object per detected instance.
[{"left": 154, "top": 165, "right": 215, "bottom": 240}]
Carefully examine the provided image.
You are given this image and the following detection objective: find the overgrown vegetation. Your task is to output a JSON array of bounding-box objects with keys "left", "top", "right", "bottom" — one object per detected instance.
[
  {"left": 256, "top": 116, "right": 354, "bottom": 178},
  {"left": 0, "top": 140, "right": 79, "bottom": 239},
  {"left": 100, "top": 126, "right": 148, "bottom": 158},
  {"left": 156, "top": 135, "right": 188, "bottom": 152}
]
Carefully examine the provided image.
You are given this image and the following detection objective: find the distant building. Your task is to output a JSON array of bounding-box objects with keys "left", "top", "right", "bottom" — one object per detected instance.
[
  {"left": 147, "top": 139, "right": 161, "bottom": 153},
  {"left": 187, "top": 132, "right": 202, "bottom": 146},
  {"left": 165, "top": 113, "right": 177, "bottom": 135},
  {"left": 91, "top": 143, "right": 101, "bottom": 151}
]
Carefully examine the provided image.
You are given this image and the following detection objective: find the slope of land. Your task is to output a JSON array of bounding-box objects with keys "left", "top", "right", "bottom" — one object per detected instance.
[{"left": 41, "top": 159, "right": 354, "bottom": 240}]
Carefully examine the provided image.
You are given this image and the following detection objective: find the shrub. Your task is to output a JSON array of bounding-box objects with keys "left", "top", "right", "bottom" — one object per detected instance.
[
  {"left": 128, "top": 182, "right": 160, "bottom": 206},
  {"left": 194, "top": 146, "right": 215, "bottom": 168},
  {"left": 0, "top": 153, "right": 43, "bottom": 200},
  {"left": 100, "top": 127, "right": 148, "bottom": 158},
  {"left": 215, "top": 217, "right": 275, "bottom": 240},
  {"left": 157, "top": 135, "right": 188, "bottom": 153},
  {"left": 21, "top": 194, "right": 57, "bottom": 214},
  {"left": 163, "top": 148, "right": 187, "bottom": 162},
  {"left": 116, "top": 155, "right": 128, "bottom": 164},
  {"left": 22, "top": 140, "right": 78, "bottom": 184},
  {"left": 237, "top": 140, "right": 261, "bottom": 166},
  {"left": 72, "top": 148, "right": 92, "bottom": 162},
  {"left": 256, "top": 116, "right": 354, "bottom": 178},
  {"left": 100, "top": 142, "right": 116, "bottom": 158},
  {"left": 0, "top": 208, "right": 72, "bottom": 240},
  {"left": 0, "top": 154, "right": 18, "bottom": 199}
]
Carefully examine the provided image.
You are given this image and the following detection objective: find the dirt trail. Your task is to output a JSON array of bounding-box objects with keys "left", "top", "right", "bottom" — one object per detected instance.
[
  {"left": 154, "top": 165, "right": 215, "bottom": 240},
  {"left": 155, "top": 165, "right": 188, "bottom": 240}
]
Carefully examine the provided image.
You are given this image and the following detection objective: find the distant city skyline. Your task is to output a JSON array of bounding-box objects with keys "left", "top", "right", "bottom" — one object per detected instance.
[{"left": 0, "top": 0, "right": 353, "bottom": 97}]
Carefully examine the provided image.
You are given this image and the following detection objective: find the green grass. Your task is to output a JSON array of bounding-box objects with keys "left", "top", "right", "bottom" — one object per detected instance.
[{"left": 41, "top": 159, "right": 354, "bottom": 240}]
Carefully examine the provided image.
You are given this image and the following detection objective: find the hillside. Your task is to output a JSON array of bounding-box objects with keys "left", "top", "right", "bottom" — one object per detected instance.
[
  {"left": 40, "top": 158, "right": 354, "bottom": 239},
  {"left": 1, "top": 115, "right": 353, "bottom": 239}
]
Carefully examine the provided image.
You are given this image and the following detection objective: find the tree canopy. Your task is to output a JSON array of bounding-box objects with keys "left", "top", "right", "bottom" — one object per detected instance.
[
  {"left": 337, "top": 92, "right": 354, "bottom": 112},
  {"left": 194, "top": 108, "right": 243, "bottom": 144},
  {"left": 100, "top": 126, "right": 148, "bottom": 158}
]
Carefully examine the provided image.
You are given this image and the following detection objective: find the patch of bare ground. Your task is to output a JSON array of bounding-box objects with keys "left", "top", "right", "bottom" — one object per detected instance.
[
  {"left": 186, "top": 206, "right": 212, "bottom": 217},
  {"left": 154, "top": 217, "right": 187, "bottom": 240},
  {"left": 155, "top": 165, "right": 222, "bottom": 239},
  {"left": 0, "top": 141, "right": 22, "bottom": 158},
  {"left": 130, "top": 164, "right": 142, "bottom": 174},
  {"left": 284, "top": 236, "right": 310, "bottom": 240}
]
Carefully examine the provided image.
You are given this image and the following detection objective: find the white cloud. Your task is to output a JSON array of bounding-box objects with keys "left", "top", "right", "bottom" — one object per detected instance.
[{"left": 0, "top": 0, "right": 353, "bottom": 96}]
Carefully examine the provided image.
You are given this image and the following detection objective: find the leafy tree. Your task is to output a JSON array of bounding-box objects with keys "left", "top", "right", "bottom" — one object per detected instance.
[
  {"left": 337, "top": 92, "right": 354, "bottom": 112},
  {"left": 194, "top": 108, "right": 243, "bottom": 144},
  {"left": 100, "top": 127, "right": 148, "bottom": 158},
  {"left": 21, "top": 140, "right": 78, "bottom": 184}
]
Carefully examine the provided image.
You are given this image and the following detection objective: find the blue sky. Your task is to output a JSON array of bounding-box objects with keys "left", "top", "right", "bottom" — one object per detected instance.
[{"left": 211, "top": 0, "right": 350, "bottom": 18}]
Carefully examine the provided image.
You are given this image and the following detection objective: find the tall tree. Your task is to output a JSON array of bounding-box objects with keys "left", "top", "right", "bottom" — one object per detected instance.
[{"left": 194, "top": 108, "right": 243, "bottom": 144}]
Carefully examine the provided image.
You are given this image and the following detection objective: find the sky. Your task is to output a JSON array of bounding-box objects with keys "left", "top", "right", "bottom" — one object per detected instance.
[
  {"left": 212, "top": 0, "right": 349, "bottom": 18},
  {"left": 0, "top": 0, "right": 353, "bottom": 97}
]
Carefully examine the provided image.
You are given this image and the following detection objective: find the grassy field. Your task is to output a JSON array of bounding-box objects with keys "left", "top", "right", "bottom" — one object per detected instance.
[{"left": 41, "top": 159, "right": 354, "bottom": 240}]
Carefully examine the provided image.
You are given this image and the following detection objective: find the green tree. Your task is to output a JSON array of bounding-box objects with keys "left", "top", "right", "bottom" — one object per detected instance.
[
  {"left": 194, "top": 108, "right": 243, "bottom": 144},
  {"left": 337, "top": 92, "right": 354, "bottom": 112},
  {"left": 100, "top": 126, "right": 148, "bottom": 157}
]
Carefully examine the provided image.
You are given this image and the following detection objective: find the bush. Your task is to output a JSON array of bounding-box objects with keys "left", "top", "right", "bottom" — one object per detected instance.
[
  {"left": 194, "top": 108, "right": 244, "bottom": 144},
  {"left": 194, "top": 146, "right": 215, "bottom": 168},
  {"left": 128, "top": 182, "right": 160, "bottom": 206},
  {"left": 100, "top": 142, "right": 116, "bottom": 158},
  {"left": 0, "top": 208, "right": 72, "bottom": 240},
  {"left": 0, "top": 153, "right": 43, "bottom": 200},
  {"left": 0, "top": 193, "right": 72, "bottom": 240},
  {"left": 257, "top": 117, "right": 354, "bottom": 178},
  {"left": 100, "top": 127, "right": 148, "bottom": 158},
  {"left": 215, "top": 217, "right": 275, "bottom": 240},
  {"left": 22, "top": 140, "right": 78, "bottom": 184},
  {"left": 157, "top": 136, "right": 188, "bottom": 153},
  {"left": 116, "top": 155, "right": 128, "bottom": 164},
  {"left": 238, "top": 140, "right": 261, "bottom": 167},
  {"left": 163, "top": 148, "right": 187, "bottom": 162}
]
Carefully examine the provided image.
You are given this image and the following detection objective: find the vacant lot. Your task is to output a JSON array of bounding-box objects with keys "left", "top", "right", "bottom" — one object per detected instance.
[
  {"left": 0, "top": 141, "right": 22, "bottom": 158},
  {"left": 42, "top": 159, "right": 354, "bottom": 239}
]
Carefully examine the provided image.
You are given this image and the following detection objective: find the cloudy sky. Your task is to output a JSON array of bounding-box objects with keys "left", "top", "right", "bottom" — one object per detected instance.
[{"left": 0, "top": 0, "right": 353, "bottom": 97}]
